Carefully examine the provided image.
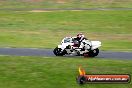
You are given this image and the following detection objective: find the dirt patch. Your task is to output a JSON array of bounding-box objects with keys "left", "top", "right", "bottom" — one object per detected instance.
[
  {"left": 28, "top": 9, "right": 84, "bottom": 12},
  {"left": 70, "top": 10, "right": 84, "bottom": 11},
  {"left": 22, "top": 0, "right": 43, "bottom": 2},
  {"left": 29, "top": 10, "right": 53, "bottom": 12},
  {"left": 57, "top": 0, "right": 66, "bottom": 4}
]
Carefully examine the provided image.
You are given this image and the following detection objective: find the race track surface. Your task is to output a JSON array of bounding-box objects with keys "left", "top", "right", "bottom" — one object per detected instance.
[
  {"left": 0, "top": 8, "right": 132, "bottom": 11},
  {"left": 0, "top": 48, "right": 132, "bottom": 60}
]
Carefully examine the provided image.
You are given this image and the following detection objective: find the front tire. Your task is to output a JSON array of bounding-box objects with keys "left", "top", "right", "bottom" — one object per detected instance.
[{"left": 53, "top": 47, "right": 65, "bottom": 56}]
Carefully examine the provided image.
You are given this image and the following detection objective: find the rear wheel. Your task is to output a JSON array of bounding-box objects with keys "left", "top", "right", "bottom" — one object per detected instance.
[
  {"left": 89, "top": 48, "right": 99, "bottom": 57},
  {"left": 92, "top": 48, "right": 99, "bottom": 56},
  {"left": 53, "top": 47, "right": 65, "bottom": 56},
  {"left": 84, "top": 48, "right": 99, "bottom": 57}
]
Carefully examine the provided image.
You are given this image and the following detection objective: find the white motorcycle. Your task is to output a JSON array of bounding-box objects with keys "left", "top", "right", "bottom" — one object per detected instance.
[{"left": 53, "top": 37, "right": 101, "bottom": 57}]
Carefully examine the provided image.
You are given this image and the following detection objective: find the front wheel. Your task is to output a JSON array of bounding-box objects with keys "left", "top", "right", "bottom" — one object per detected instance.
[{"left": 53, "top": 47, "right": 65, "bottom": 56}]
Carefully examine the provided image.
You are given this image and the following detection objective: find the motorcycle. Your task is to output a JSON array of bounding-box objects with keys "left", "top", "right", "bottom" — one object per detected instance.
[{"left": 53, "top": 37, "right": 101, "bottom": 57}]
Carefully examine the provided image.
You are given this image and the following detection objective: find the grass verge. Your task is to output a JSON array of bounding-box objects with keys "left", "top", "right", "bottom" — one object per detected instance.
[
  {"left": 0, "top": 56, "right": 131, "bottom": 88},
  {"left": 0, "top": 0, "right": 132, "bottom": 9},
  {"left": 0, "top": 10, "right": 132, "bottom": 51}
]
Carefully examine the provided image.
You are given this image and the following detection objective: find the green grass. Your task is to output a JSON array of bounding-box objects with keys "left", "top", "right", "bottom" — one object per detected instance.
[
  {"left": 0, "top": 56, "right": 131, "bottom": 88},
  {"left": 0, "top": 10, "right": 132, "bottom": 51},
  {"left": 0, "top": 0, "right": 132, "bottom": 9}
]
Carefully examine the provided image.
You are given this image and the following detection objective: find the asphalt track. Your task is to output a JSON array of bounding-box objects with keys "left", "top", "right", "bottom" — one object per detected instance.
[
  {"left": 0, "top": 48, "right": 132, "bottom": 60},
  {"left": 0, "top": 8, "right": 132, "bottom": 11}
]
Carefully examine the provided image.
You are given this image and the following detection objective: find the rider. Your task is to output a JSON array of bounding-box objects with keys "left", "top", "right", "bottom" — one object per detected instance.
[
  {"left": 76, "top": 33, "right": 87, "bottom": 42},
  {"left": 74, "top": 33, "right": 88, "bottom": 47}
]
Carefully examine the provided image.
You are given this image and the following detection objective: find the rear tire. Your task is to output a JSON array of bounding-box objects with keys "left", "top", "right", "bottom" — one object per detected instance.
[
  {"left": 89, "top": 48, "right": 99, "bottom": 57},
  {"left": 84, "top": 48, "right": 99, "bottom": 57},
  {"left": 92, "top": 48, "right": 99, "bottom": 56},
  {"left": 53, "top": 47, "right": 65, "bottom": 56}
]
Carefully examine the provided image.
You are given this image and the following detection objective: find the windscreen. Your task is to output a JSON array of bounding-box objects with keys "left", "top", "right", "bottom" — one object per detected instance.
[{"left": 64, "top": 38, "right": 72, "bottom": 43}]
